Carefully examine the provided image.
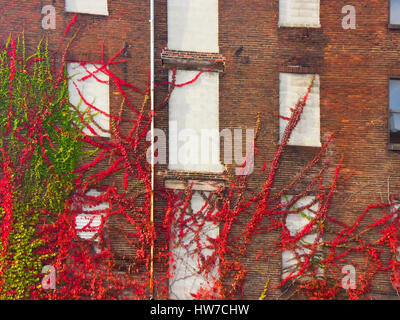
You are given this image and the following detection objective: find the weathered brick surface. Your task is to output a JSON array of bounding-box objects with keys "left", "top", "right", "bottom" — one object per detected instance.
[
  {"left": 161, "top": 48, "right": 226, "bottom": 72},
  {"left": 0, "top": 0, "right": 399, "bottom": 299}
]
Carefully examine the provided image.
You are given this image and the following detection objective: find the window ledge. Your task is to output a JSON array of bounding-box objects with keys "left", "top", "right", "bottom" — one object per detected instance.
[
  {"left": 280, "top": 141, "right": 322, "bottom": 148},
  {"left": 278, "top": 24, "right": 321, "bottom": 29},
  {"left": 161, "top": 49, "right": 226, "bottom": 73},
  {"left": 159, "top": 170, "right": 226, "bottom": 181},
  {"left": 388, "top": 24, "right": 400, "bottom": 29},
  {"left": 388, "top": 143, "right": 400, "bottom": 151},
  {"left": 159, "top": 170, "right": 227, "bottom": 191},
  {"left": 66, "top": 10, "right": 109, "bottom": 16},
  {"left": 164, "top": 179, "right": 225, "bottom": 191}
]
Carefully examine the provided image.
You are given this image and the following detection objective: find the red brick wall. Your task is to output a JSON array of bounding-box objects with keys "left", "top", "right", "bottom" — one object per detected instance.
[
  {"left": 216, "top": 0, "right": 400, "bottom": 298},
  {"left": 0, "top": 0, "right": 399, "bottom": 299}
]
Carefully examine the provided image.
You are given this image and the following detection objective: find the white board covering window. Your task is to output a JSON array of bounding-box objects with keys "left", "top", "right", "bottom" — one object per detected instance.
[
  {"left": 75, "top": 189, "right": 109, "bottom": 241},
  {"left": 169, "top": 70, "right": 223, "bottom": 173},
  {"left": 279, "top": 73, "right": 321, "bottom": 147},
  {"left": 391, "top": 0, "right": 400, "bottom": 25},
  {"left": 279, "top": 0, "right": 320, "bottom": 28},
  {"left": 169, "top": 192, "right": 219, "bottom": 300},
  {"left": 281, "top": 196, "right": 323, "bottom": 280},
  {"left": 168, "top": 0, "right": 219, "bottom": 52},
  {"left": 67, "top": 63, "right": 110, "bottom": 138},
  {"left": 65, "top": 0, "right": 109, "bottom": 16}
]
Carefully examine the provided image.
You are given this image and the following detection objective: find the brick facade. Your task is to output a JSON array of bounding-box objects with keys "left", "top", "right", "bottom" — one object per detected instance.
[{"left": 0, "top": 0, "right": 399, "bottom": 299}]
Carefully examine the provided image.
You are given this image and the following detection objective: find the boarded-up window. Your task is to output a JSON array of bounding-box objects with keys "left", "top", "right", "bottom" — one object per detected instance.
[
  {"left": 67, "top": 63, "right": 110, "bottom": 138},
  {"left": 169, "top": 70, "right": 223, "bottom": 172},
  {"left": 168, "top": 0, "right": 219, "bottom": 52},
  {"left": 279, "top": 73, "right": 321, "bottom": 147},
  {"left": 279, "top": 0, "right": 320, "bottom": 28},
  {"left": 75, "top": 189, "right": 109, "bottom": 241},
  {"left": 169, "top": 192, "right": 219, "bottom": 299},
  {"left": 281, "top": 196, "right": 323, "bottom": 280},
  {"left": 389, "top": 79, "right": 400, "bottom": 145},
  {"left": 390, "top": 0, "right": 400, "bottom": 25},
  {"left": 65, "top": 0, "right": 109, "bottom": 16}
]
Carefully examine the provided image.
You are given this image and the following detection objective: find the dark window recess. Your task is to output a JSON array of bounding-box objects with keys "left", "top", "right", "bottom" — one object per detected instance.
[
  {"left": 390, "top": 0, "right": 400, "bottom": 26},
  {"left": 389, "top": 79, "right": 400, "bottom": 145}
]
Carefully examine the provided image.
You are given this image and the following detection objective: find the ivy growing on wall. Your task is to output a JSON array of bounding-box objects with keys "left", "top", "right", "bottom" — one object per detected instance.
[
  {"left": 0, "top": 34, "right": 86, "bottom": 298},
  {"left": 0, "top": 16, "right": 398, "bottom": 300}
]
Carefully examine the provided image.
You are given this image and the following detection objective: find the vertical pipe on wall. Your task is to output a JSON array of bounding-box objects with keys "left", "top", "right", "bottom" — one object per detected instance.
[{"left": 149, "top": 0, "right": 155, "bottom": 300}]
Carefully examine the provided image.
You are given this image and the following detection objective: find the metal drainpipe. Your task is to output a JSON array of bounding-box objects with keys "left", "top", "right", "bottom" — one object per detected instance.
[{"left": 149, "top": 0, "right": 155, "bottom": 300}]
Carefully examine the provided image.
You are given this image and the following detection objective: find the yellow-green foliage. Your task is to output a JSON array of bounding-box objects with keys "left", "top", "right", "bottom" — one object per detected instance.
[{"left": 0, "top": 35, "right": 88, "bottom": 299}]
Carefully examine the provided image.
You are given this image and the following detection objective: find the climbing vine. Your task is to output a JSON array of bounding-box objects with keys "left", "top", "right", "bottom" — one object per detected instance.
[
  {"left": 0, "top": 33, "right": 87, "bottom": 298},
  {"left": 0, "top": 16, "right": 398, "bottom": 300}
]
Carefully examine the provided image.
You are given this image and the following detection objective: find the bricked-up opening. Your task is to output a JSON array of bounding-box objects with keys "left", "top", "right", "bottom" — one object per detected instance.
[
  {"left": 67, "top": 63, "right": 110, "bottom": 138},
  {"left": 279, "top": 0, "right": 320, "bottom": 28},
  {"left": 279, "top": 73, "right": 321, "bottom": 147},
  {"left": 168, "top": 0, "right": 219, "bottom": 53},
  {"left": 390, "top": 0, "right": 400, "bottom": 26},
  {"left": 281, "top": 196, "right": 323, "bottom": 281},
  {"left": 65, "top": 0, "right": 109, "bottom": 16},
  {"left": 389, "top": 79, "right": 400, "bottom": 146},
  {"left": 169, "top": 191, "right": 219, "bottom": 300}
]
